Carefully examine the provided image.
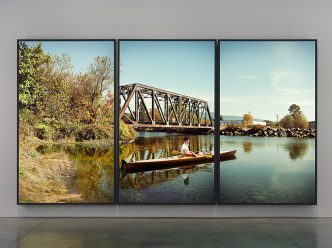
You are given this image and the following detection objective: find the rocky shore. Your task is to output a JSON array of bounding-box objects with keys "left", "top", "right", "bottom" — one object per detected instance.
[{"left": 220, "top": 126, "right": 316, "bottom": 138}]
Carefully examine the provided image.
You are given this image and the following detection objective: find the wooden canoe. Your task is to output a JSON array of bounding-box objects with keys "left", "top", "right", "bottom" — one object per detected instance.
[{"left": 121, "top": 150, "right": 236, "bottom": 174}]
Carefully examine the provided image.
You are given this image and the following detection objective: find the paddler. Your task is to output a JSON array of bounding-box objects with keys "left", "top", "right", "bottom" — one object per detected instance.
[{"left": 180, "top": 136, "right": 198, "bottom": 157}]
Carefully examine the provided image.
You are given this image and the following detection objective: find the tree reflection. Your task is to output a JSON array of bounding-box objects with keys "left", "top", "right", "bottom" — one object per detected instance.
[
  {"left": 36, "top": 144, "right": 114, "bottom": 203},
  {"left": 243, "top": 142, "right": 253, "bottom": 153},
  {"left": 284, "top": 141, "right": 309, "bottom": 160}
]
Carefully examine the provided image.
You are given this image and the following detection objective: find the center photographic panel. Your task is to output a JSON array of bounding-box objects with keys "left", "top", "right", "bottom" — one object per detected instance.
[{"left": 118, "top": 40, "right": 216, "bottom": 204}]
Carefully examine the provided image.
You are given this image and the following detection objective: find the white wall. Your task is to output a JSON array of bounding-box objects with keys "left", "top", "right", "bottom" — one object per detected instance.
[{"left": 1, "top": 0, "right": 331, "bottom": 217}]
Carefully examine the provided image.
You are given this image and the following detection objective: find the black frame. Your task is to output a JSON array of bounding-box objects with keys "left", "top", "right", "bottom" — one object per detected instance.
[
  {"left": 17, "top": 39, "right": 117, "bottom": 205},
  {"left": 117, "top": 39, "right": 218, "bottom": 205},
  {"left": 217, "top": 39, "right": 317, "bottom": 205},
  {"left": 17, "top": 39, "right": 317, "bottom": 206}
]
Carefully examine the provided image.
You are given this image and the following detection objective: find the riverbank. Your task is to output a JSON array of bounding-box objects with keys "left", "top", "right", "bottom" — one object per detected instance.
[
  {"left": 19, "top": 135, "right": 83, "bottom": 203},
  {"left": 18, "top": 122, "right": 118, "bottom": 203},
  {"left": 220, "top": 125, "right": 316, "bottom": 138}
]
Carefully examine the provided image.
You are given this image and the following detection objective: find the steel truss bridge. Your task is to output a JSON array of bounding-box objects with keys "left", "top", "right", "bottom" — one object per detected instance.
[{"left": 119, "top": 83, "right": 213, "bottom": 133}]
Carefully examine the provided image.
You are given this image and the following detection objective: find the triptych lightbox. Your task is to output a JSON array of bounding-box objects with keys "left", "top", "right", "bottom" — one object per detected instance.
[{"left": 17, "top": 39, "right": 317, "bottom": 205}]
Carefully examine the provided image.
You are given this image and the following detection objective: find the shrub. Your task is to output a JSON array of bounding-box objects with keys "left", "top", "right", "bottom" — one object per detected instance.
[
  {"left": 35, "top": 123, "right": 55, "bottom": 140},
  {"left": 19, "top": 109, "right": 37, "bottom": 125},
  {"left": 119, "top": 121, "right": 136, "bottom": 141},
  {"left": 75, "top": 125, "right": 114, "bottom": 142}
]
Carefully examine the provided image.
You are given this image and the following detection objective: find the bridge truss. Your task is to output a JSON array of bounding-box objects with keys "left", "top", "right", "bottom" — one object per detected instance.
[{"left": 119, "top": 83, "right": 213, "bottom": 132}]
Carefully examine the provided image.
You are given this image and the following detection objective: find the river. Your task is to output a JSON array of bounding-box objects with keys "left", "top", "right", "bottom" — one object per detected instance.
[
  {"left": 219, "top": 136, "right": 316, "bottom": 204},
  {"left": 35, "top": 133, "right": 316, "bottom": 204}
]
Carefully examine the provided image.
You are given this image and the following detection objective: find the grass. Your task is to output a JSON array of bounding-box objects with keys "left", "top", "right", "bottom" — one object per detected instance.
[{"left": 18, "top": 124, "right": 82, "bottom": 203}]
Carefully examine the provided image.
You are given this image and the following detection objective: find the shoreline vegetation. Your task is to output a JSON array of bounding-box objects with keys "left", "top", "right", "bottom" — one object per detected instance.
[
  {"left": 219, "top": 104, "right": 315, "bottom": 138},
  {"left": 220, "top": 125, "right": 315, "bottom": 138},
  {"left": 18, "top": 41, "right": 136, "bottom": 203}
]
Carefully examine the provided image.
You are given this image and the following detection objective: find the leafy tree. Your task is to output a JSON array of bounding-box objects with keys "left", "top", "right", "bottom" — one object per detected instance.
[
  {"left": 289, "top": 104, "right": 301, "bottom": 117},
  {"left": 18, "top": 41, "right": 51, "bottom": 111},
  {"left": 87, "top": 56, "right": 114, "bottom": 104},
  {"left": 149, "top": 108, "right": 163, "bottom": 123},
  {"left": 243, "top": 113, "right": 253, "bottom": 126},
  {"left": 279, "top": 115, "right": 294, "bottom": 129},
  {"left": 38, "top": 54, "right": 74, "bottom": 121},
  {"left": 280, "top": 104, "right": 309, "bottom": 129}
]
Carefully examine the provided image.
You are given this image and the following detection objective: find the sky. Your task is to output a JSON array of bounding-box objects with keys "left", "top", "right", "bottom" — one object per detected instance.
[
  {"left": 26, "top": 41, "right": 114, "bottom": 74},
  {"left": 120, "top": 41, "right": 215, "bottom": 111},
  {"left": 220, "top": 41, "right": 316, "bottom": 121}
]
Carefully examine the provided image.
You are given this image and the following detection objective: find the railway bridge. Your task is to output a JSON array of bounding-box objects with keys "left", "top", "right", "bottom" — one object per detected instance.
[{"left": 119, "top": 83, "right": 213, "bottom": 133}]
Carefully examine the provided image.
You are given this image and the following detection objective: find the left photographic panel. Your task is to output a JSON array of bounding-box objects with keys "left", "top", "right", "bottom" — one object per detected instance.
[
  {"left": 118, "top": 40, "right": 216, "bottom": 204},
  {"left": 18, "top": 40, "right": 116, "bottom": 204}
]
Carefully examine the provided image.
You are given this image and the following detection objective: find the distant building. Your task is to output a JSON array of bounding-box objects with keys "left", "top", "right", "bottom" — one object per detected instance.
[
  {"left": 308, "top": 121, "right": 316, "bottom": 129},
  {"left": 221, "top": 120, "right": 244, "bottom": 126},
  {"left": 252, "top": 121, "right": 266, "bottom": 126}
]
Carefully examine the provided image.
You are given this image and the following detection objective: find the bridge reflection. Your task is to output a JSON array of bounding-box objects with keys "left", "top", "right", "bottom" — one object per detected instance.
[{"left": 120, "top": 164, "right": 212, "bottom": 189}]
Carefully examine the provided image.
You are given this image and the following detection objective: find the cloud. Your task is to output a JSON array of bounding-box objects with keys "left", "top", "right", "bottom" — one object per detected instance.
[{"left": 268, "top": 70, "right": 315, "bottom": 105}]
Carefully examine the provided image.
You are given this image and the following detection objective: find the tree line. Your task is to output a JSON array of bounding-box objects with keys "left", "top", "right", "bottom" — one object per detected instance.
[
  {"left": 241, "top": 104, "right": 310, "bottom": 129},
  {"left": 18, "top": 42, "right": 122, "bottom": 142}
]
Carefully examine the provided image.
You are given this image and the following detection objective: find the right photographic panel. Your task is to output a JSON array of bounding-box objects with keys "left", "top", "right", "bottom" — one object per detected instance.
[{"left": 219, "top": 40, "right": 316, "bottom": 204}]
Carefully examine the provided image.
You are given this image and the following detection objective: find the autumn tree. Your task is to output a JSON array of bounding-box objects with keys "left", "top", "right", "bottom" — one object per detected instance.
[
  {"left": 38, "top": 54, "right": 74, "bottom": 121},
  {"left": 280, "top": 104, "right": 309, "bottom": 129},
  {"left": 243, "top": 113, "right": 253, "bottom": 126},
  {"left": 71, "top": 56, "right": 114, "bottom": 124},
  {"left": 87, "top": 56, "right": 114, "bottom": 104}
]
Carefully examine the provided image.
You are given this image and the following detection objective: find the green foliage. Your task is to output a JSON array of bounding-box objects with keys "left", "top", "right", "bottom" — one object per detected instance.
[
  {"left": 18, "top": 41, "right": 51, "bottom": 110},
  {"left": 18, "top": 42, "right": 119, "bottom": 143},
  {"left": 35, "top": 123, "right": 55, "bottom": 140},
  {"left": 119, "top": 120, "right": 136, "bottom": 141},
  {"left": 75, "top": 125, "right": 114, "bottom": 142},
  {"left": 293, "top": 113, "right": 309, "bottom": 129},
  {"left": 19, "top": 109, "right": 37, "bottom": 125},
  {"left": 289, "top": 104, "right": 301, "bottom": 117},
  {"left": 280, "top": 104, "right": 309, "bottom": 129}
]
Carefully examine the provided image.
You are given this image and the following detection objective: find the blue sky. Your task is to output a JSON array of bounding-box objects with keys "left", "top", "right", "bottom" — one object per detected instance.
[
  {"left": 220, "top": 41, "right": 316, "bottom": 121},
  {"left": 26, "top": 41, "right": 114, "bottom": 74},
  {"left": 120, "top": 41, "right": 215, "bottom": 111}
]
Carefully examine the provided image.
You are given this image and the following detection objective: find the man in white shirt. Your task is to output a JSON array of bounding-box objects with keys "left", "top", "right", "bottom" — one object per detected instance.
[{"left": 180, "top": 136, "right": 197, "bottom": 157}]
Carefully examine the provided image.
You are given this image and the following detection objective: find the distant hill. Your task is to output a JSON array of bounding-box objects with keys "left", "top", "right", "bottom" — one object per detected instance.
[{"left": 209, "top": 113, "right": 264, "bottom": 122}]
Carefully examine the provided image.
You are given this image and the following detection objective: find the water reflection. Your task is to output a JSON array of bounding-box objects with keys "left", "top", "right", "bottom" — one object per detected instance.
[
  {"left": 220, "top": 136, "right": 315, "bottom": 204},
  {"left": 120, "top": 133, "right": 214, "bottom": 162},
  {"left": 36, "top": 144, "right": 114, "bottom": 203},
  {"left": 284, "top": 142, "right": 309, "bottom": 160},
  {"left": 224, "top": 138, "right": 310, "bottom": 160},
  {"left": 119, "top": 133, "right": 215, "bottom": 204},
  {"left": 243, "top": 142, "right": 253, "bottom": 153},
  {"left": 120, "top": 164, "right": 212, "bottom": 190}
]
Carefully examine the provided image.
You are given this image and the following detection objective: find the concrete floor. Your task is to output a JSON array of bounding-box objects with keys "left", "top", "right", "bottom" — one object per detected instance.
[{"left": 0, "top": 218, "right": 332, "bottom": 248}]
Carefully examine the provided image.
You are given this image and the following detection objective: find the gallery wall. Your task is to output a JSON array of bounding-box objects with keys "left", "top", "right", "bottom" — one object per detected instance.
[{"left": 1, "top": 0, "right": 331, "bottom": 217}]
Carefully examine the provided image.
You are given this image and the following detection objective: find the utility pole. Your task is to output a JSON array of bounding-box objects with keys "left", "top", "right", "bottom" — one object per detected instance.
[{"left": 276, "top": 114, "right": 279, "bottom": 128}]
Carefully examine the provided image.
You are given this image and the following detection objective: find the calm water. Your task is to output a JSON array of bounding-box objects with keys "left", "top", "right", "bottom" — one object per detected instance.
[
  {"left": 119, "top": 132, "right": 215, "bottom": 204},
  {"left": 35, "top": 134, "right": 316, "bottom": 204},
  {"left": 36, "top": 144, "right": 114, "bottom": 203},
  {"left": 220, "top": 136, "right": 316, "bottom": 204}
]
